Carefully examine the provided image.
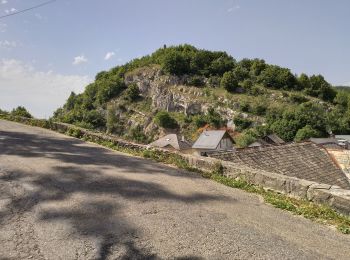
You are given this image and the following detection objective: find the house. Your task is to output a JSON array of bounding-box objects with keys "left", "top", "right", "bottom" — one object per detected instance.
[
  {"left": 309, "top": 138, "right": 344, "bottom": 149},
  {"left": 148, "top": 134, "right": 192, "bottom": 152},
  {"left": 192, "top": 130, "right": 235, "bottom": 156},
  {"left": 335, "top": 135, "right": 350, "bottom": 149},
  {"left": 248, "top": 134, "right": 285, "bottom": 148}
]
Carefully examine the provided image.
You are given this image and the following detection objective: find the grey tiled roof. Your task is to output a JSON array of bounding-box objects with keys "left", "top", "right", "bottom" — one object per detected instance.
[
  {"left": 335, "top": 135, "right": 350, "bottom": 141},
  {"left": 149, "top": 134, "right": 192, "bottom": 150},
  {"left": 266, "top": 134, "right": 285, "bottom": 144},
  {"left": 192, "top": 130, "right": 227, "bottom": 149},
  {"left": 309, "top": 138, "right": 339, "bottom": 145},
  {"left": 209, "top": 143, "right": 350, "bottom": 190}
]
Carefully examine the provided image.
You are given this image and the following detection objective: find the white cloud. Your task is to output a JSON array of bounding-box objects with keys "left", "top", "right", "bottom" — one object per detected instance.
[
  {"left": 0, "top": 40, "right": 17, "bottom": 49},
  {"left": 72, "top": 55, "right": 88, "bottom": 65},
  {"left": 0, "top": 59, "right": 91, "bottom": 118},
  {"left": 4, "top": 7, "right": 16, "bottom": 14},
  {"left": 104, "top": 51, "right": 115, "bottom": 60},
  {"left": 1, "top": 0, "right": 8, "bottom": 4}
]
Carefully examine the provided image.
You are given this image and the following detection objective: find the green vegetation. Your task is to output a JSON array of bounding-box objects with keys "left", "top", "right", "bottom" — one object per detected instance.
[
  {"left": 10, "top": 106, "right": 32, "bottom": 118},
  {"left": 124, "top": 83, "right": 140, "bottom": 101},
  {"left": 209, "top": 173, "right": 350, "bottom": 234},
  {"left": 221, "top": 71, "right": 238, "bottom": 92},
  {"left": 53, "top": 44, "right": 350, "bottom": 145},
  {"left": 154, "top": 111, "right": 178, "bottom": 129},
  {"left": 295, "top": 125, "right": 321, "bottom": 142}
]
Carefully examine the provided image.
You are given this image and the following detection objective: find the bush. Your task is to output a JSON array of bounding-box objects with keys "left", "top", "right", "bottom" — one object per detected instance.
[
  {"left": 208, "top": 76, "right": 221, "bottom": 88},
  {"left": 251, "top": 103, "right": 267, "bottom": 116},
  {"left": 233, "top": 116, "right": 252, "bottom": 132},
  {"left": 193, "top": 114, "right": 207, "bottom": 128},
  {"left": 206, "top": 107, "right": 225, "bottom": 128},
  {"left": 186, "top": 75, "right": 205, "bottom": 87},
  {"left": 154, "top": 111, "right": 178, "bottom": 129},
  {"left": 220, "top": 71, "right": 239, "bottom": 92},
  {"left": 239, "top": 102, "right": 250, "bottom": 112},
  {"left": 235, "top": 132, "right": 256, "bottom": 147},
  {"left": 127, "top": 125, "right": 149, "bottom": 143},
  {"left": 0, "top": 108, "right": 9, "bottom": 115},
  {"left": 289, "top": 93, "right": 309, "bottom": 104},
  {"left": 11, "top": 106, "right": 32, "bottom": 118},
  {"left": 294, "top": 125, "right": 321, "bottom": 142},
  {"left": 162, "top": 52, "right": 190, "bottom": 75},
  {"left": 125, "top": 83, "right": 140, "bottom": 101}
]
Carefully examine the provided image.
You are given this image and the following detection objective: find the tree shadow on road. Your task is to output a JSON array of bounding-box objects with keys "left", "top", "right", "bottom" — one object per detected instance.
[{"left": 0, "top": 128, "right": 231, "bottom": 259}]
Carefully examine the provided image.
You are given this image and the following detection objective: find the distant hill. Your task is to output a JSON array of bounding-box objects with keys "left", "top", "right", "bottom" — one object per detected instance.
[{"left": 53, "top": 44, "right": 350, "bottom": 147}]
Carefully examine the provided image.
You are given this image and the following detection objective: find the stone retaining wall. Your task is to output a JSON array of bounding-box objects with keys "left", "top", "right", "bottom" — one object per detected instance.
[{"left": 2, "top": 115, "right": 350, "bottom": 215}]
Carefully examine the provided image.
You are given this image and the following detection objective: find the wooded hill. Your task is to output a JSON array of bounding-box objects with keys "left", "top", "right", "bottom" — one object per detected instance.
[{"left": 52, "top": 44, "right": 350, "bottom": 147}]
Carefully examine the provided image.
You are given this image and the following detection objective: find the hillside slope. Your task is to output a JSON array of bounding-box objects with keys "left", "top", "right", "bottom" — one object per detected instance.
[{"left": 53, "top": 45, "right": 350, "bottom": 146}]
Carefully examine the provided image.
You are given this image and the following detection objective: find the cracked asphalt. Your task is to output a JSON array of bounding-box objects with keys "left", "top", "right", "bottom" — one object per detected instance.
[{"left": 0, "top": 119, "right": 350, "bottom": 259}]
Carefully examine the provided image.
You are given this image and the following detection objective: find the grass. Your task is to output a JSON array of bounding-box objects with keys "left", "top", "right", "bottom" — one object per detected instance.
[
  {"left": 2, "top": 115, "right": 350, "bottom": 234},
  {"left": 208, "top": 172, "right": 350, "bottom": 234}
]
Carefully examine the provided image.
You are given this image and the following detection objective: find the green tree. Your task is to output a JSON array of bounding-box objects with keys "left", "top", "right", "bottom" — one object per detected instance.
[
  {"left": 83, "top": 110, "right": 106, "bottom": 128},
  {"left": 154, "top": 111, "right": 178, "bottom": 129},
  {"left": 294, "top": 125, "right": 321, "bottom": 142},
  {"left": 65, "top": 92, "right": 77, "bottom": 110},
  {"left": 258, "top": 65, "right": 297, "bottom": 90},
  {"left": 233, "top": 116, "right": 252, "bottom": 132},
  {"left": 220, "top": 71, "right": 239, "bottom": 92},
  {"left": 206, "top": 107, "right": 225, "bottom": 128},
  {"left": 95, "top": 78, "right": 126, "bottom": 106},
  {"left": 125, "top": 83, "right": 140, "bottom": 101},
  {"left": 11, "top": 106, "right": 32, "bottom": 118},
  {"left": 162, "top": 52, "right": 190, "bottom": 75}
]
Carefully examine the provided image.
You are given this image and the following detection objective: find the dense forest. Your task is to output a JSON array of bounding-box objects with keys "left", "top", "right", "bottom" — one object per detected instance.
[{"left": 50, "top": 44, "right": 350, "bottom": 146}]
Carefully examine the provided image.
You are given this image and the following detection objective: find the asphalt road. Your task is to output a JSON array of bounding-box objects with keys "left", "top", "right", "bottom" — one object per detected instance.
[{"left": 0, "top": 119, "right": 349, "bottom": 260}]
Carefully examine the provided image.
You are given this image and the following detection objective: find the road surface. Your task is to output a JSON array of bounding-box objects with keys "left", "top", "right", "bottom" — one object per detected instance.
[{"left": 0, "top": 119, "right": 349, "bottom": 259}]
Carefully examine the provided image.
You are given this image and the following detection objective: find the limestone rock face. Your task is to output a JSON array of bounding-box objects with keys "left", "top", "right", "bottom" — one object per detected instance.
[{"left": 125, "top": 68, "right": 204, "bottom": 116}]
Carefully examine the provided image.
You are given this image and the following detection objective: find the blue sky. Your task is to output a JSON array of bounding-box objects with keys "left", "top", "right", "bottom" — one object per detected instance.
[{"left": 0, "top": 0, "right": 349, "bottom": 117}]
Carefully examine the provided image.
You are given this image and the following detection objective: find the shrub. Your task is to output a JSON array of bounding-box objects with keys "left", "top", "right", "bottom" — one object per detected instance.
[
  {"left": 251, "top": 103, "right": 267, "bottom": 116},
  {"left": 206, "top": 107, "right": 225, "bottom": 128},
  {"left": 233, "top": 116, "right": 252, "bottom": 132},
  {"left": 154, "top": 111, "right": 178, "bottom": 129},
  {"left": 239, "top": 102, "right": 250, "bottom": 112},
  {"left": 289, "top": 93, "right": 309, "bottom": 104},
  {"left": 0, "top": 108, "right": 9, "bottom": 115},
  {"left": 220, "top": 71, "right": 239, "bottom": 92},
  {"left": 235, "top": 132, "right": 256, "bottom": 147},
  {"left": 127, "top": 125, "right": 149, "bottom": 143},
  {"left": 186, "top": 75, "right": 205, "bottom": 87},
  {"left": 83, "top": 110, "right": 106, "bottom": 128},
  {"left": 294, "top": 125, "right": 321, "bottom": 142},
  {"left": 125, "top": 83, "right": 140, "bottom": 101},
  {"left": 193, "top": 114, "right": 207, "bottom": 128},
  {"left": 208, "top": 76, "right": 221, "bottom": 88},
  {"left": 162, "top": 52, "right": 190, "bottom": 75},
  {"left": 11, "top": 106, "right": 32, "bottom": 118}
]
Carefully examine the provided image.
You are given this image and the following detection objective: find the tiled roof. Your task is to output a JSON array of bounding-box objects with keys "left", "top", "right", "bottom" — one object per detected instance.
[
  {"left": 208, "top": 142, "right": 350, "bottom": 190},
  {"left": 266, "top": 134, "right": 285, "bottom": 144},
  {"left": 309, "top": 138, "right": 339, "bottom": 145},
  {"left": 149, "top": 134, "right": 192, "bottom": 150},
  {"left": 192, "top": 130, "right": 228, "bottom": 149}
]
